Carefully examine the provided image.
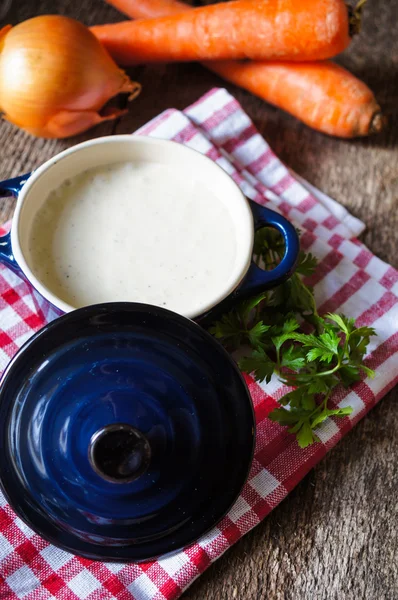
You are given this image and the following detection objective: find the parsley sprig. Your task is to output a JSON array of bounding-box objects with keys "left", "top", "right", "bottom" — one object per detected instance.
[{"left": 209, "top": 228, "right": 376, "bottom": 448}]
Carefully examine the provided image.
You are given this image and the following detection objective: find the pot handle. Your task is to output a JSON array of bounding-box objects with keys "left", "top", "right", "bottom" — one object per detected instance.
[
  {"left": 233, "top": 200, "right": 300, "bottom": 299},
  {"left": 0, "top": 173, "right": 31, "bottom": 269}
]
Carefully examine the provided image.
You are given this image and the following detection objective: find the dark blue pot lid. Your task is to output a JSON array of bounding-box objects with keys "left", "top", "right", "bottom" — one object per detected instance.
[{"left": 0, "top": 303, "right": 255, "bottom": 562}]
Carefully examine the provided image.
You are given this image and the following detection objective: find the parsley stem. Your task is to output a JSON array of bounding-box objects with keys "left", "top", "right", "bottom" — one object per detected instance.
[
  {"left": 276, "top": 347, "right": 281, "bottom": 370},
  {"left": 254, "top": 301, "right": 263, "bottom": 324},
  {"left": 343, "top": 331, "right": 350, "bottom": 359},
  {"left": 321, "top": 390, "right": 331, "bottom": 410},
  {"left": 309, "top": 390, "right": 331, "bottom": 421},
  {"left": 314, "top": 360, "right": 341, "bottom": 377}
]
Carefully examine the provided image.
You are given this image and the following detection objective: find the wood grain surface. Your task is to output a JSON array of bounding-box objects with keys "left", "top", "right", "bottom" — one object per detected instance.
[{"left": 0, "top": 1, "right": 397, "bottom": 599}]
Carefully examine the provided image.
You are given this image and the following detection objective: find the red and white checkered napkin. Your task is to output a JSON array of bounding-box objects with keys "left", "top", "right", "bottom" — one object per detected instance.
[{"left": 1, "top": 88, "right": 397, "bottom": 600}]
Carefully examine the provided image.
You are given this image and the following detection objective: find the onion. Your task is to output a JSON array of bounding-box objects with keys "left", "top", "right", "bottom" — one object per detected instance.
[{"left": 0, "top": 15, "right": 141, "bottom": 138}]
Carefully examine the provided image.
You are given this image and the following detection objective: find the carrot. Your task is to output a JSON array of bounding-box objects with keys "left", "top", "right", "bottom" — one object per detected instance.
[
  {"left": 91, "top": 0, "right": 352, "bottom": 65},
  {"left": 210, "top": 61, "right": 383, "bottom": 138},
  {"left": 100, "top": 0, "right": 382, "bottom": 138}
]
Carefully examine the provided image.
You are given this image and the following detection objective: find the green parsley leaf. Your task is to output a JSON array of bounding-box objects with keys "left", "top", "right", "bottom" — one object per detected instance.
[
  {"left": 306, "top": 346, "right": 334, "bottom": 363},
  {"left": 239, "top": 349, "right": 275, "bottom": 384},
  {"left": 239, "top": 293, "right": 268, "bottom": 325},
  {"left": 253, "top": 227, "right": 285, "bottom": 266},
  {"left": 209, "top": 311, "right": 243, "bottom": 349},
  {"left": 268, "top": 406, "right": 313, "bottom": 425},
  {"left": 325, "top": 313, "right": 353, "bottom": 335},
  {"left": 291, "top": 329, "right": 340, "bottom": 355},
  {"left": 306, "top": 375, "right": 338, "bottom": 395},
  {"left": 361, "top": 365, "right": 376, "bottom": 378},
  {"left": 295, "top": 251, "right": 318, "bottom": 276},
  {"left": 338, "top": 364, "right": 362, "bottom": 386},
  {"left": 280, "top": 345, "right": 306, "bottom": 371},
  {"left": 268, "top": 406, "right": 301, "bottom": 425},
  {"left": 281, "top": 317, "right": 301, "bottom": 335},
  {"left": 311, "top": 405, "right": 353, "bottom": 429},
  {"left": 296, "top": 421, "right": 317, "bottom": 448},
  {"left": 247, "top": 321, "right": 271, "bottom": 347}
]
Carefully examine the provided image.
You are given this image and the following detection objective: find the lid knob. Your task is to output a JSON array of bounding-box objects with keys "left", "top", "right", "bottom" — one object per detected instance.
[{"left": 88, "top": 423, "right": 151, "bottom": 483}]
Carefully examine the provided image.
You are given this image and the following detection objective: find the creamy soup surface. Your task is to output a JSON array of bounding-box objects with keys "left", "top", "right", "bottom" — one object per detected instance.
[{"left": 28, "top": 162, "right": 238, "bottom": 315}]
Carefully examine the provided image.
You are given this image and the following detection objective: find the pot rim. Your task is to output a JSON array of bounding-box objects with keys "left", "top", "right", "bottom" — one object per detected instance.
[{"left": 10, "top": 135, "right": 254, "bottom": 319}]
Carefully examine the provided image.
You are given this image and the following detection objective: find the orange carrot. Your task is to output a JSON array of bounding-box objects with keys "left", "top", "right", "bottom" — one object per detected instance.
[
  {"left": 91, "top": 0, "right": 352, "bottom": 65},
  {"left": 100, "top": 0, "right": 382, "bottom": 138},
  {"left": 210, "top": 60, "right": 383, "bottom": 138}
]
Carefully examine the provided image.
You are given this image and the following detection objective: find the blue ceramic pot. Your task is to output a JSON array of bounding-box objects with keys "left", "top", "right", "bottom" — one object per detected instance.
[
  {"left": 0, "top": 136, "right": 299, "bottom": 322},
  {"left": 0, "top": 303, "right": 255, "bottom": 561}
]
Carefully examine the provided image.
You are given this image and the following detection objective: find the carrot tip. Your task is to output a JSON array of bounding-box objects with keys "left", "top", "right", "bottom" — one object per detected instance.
[{"left": 369, "top": 111, "right": 386, "bottom": 135}]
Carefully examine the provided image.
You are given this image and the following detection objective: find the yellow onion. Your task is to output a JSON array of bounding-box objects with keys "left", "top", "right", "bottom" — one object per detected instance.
[{"left": 0, "top": 15, "right": 141, "bottom": 138}]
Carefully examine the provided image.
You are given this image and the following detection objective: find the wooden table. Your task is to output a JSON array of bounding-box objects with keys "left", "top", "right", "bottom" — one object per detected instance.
[{"left": 1, "top": 1, "right": 397, "bottom": 598}]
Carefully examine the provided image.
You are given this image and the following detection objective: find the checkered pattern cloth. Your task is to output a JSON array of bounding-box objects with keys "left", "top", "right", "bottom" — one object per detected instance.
[{"left": 1, "top": 88, "right": 397, "bottom": 600}]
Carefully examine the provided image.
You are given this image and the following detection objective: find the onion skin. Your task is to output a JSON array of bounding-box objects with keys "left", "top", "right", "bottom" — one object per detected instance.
[{"left": 0, "top": 16, "right": 141, "bottom": 138}]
